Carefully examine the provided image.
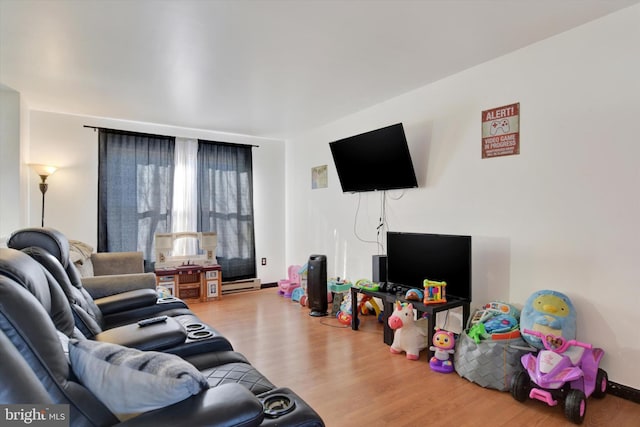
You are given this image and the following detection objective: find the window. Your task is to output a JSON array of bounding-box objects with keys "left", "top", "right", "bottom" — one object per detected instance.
[
  {"left": 98, "top": 130, "right": 174, "bottom": 272},
  {"left": 98, "top": 129, "right": 256, "bottom": 280},
  {"left": 197, "top": 141, "right": 256, "bottom": 281}
]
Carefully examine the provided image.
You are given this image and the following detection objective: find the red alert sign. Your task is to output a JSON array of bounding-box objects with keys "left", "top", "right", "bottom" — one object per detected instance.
[{"left": 482, "top": 103, "right": 520, "bottom": 158}]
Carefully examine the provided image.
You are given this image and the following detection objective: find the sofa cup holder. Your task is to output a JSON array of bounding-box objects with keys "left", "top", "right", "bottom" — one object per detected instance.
[
  {"left": 187, "top": 330, "right": 214, "bottom": 340},
  {"left": 158, "top": 296, "right": 179, "bottom": 303},
  {"left": 262, "top": 394, "right": 296, "bottom": 419},
  {"left": 185, "top": 323, "right": 206, "bottom": 332}
]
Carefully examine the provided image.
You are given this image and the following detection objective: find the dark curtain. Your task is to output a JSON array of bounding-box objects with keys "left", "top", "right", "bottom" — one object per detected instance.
[
  {"left": 98, "top": 129, "right": 175, "bottom": 271},
  {"left": 197, "top": 141, "right": 256, "bottom": 281}
]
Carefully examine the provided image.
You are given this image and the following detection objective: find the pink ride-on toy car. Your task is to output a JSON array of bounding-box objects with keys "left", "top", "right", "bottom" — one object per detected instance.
[
  {"left": 277, "top": 265, "right": 301, "bottom": 298},
  {"left": 511, "top": 329, "right": 607, "bottom": 424}
]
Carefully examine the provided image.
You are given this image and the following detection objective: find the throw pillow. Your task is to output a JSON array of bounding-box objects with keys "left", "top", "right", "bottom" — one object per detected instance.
[
  {"left": 68, "top": 339, "right": 209, "bottom": 420},
  {"left": 69, "top": 240, "right": 94, "bottom": 277}
]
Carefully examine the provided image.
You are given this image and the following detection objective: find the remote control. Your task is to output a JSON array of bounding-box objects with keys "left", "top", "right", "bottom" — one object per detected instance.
[{"left": 137, "top": 315, "right": 168, "bottom": 327}]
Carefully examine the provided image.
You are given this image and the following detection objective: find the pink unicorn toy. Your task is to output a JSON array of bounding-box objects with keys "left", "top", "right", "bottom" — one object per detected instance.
[{"left": 388, "top": 302, "right": 429, "bottom": 360}]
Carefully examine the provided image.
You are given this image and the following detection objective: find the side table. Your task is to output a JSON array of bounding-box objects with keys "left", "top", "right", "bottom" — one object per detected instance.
[{"left": 350, "top": 287, "right": 395, "bottom": 344}]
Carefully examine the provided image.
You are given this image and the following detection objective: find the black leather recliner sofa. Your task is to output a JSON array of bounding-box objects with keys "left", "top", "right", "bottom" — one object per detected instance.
[
  {"left": 8, "top": 227, "right": 193, "bottom": 327},
  {"left": 7, "top": 228, "right": 233, "bottom": 357},
  {"left": 0, "top": 247, "right": 232, "bottom": 358},
  {"left": 0, "top": 248, "right": 272, "bottom": 388},
  {"left": 0, "top": 248, "right": 324, "bottom": 426},
  {"left": 0, "top": 275, "right": 323, "bottom": 426}
]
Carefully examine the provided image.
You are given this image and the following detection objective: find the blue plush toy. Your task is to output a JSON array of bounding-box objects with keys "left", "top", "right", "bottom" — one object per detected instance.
[{"left": 520, "top": 290, "right": 576, "bottom": 349}]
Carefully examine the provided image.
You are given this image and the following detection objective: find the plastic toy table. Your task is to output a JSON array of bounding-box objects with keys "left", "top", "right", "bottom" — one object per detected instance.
[
  {"left": 350, "top": 286, "right": 470, "bottom": 358},
  {"left": 327, "top": 280, "right": 352, "bottom": 294}
]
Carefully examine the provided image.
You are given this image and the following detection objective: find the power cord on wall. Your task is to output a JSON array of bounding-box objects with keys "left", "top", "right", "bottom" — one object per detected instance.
[
  {"left": 376, "top": 191, "right": 387, "bottom": 252},
  {"left": 353, "top": 190, "right": 408, "bottom": 255},
  {"left": 353, "top": 192, "right": 384, "bottom": 254}
]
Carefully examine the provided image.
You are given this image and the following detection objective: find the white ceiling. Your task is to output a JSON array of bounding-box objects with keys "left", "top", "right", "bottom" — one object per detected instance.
[{"left": 1, "top": 0, "right": 638, "bottom": 139}]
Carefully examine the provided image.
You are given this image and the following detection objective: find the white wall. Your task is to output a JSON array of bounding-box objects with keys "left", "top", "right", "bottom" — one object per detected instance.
[
  {"left": 27, "top": 111, "right": 286, "bottom": 283},
  {"left": 0, "top": 85, "right": 23, "bottom": 243},
  {"left": 286, "top": 7, "right": 640, "bottom": 388}
]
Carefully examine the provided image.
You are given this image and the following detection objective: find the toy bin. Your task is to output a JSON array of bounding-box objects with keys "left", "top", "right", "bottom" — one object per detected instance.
[{"left": 454, "top": 331, "right": 533, "bottom": 391}]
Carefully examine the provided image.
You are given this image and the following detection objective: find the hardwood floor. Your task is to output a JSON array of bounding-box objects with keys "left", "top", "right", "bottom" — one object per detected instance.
[{"left": 190, "top": 289, "right": 639, "bottom": 426}]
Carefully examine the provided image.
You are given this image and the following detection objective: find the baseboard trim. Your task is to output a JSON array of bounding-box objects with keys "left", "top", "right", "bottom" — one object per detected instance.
[
  {"left": 221, "top": 278, "right": 261, "bottom": 294},
  {"left": 608, "top": 381, "right": 640, "bottom": 403},
  {"left": 261, "top": 282, "right": 277, "bottom": 289}
]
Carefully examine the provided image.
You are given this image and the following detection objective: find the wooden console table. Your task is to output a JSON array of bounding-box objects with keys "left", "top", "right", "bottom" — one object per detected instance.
[
  {"left": 350, "top": 286, "right": 470, "bottom": 358},
  {"left": 155, "top": 264, "right": 222, "bottom": 303}
]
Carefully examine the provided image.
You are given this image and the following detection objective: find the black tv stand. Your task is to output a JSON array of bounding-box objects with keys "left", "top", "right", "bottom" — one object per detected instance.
[{"left": 350, "top": 286, "right": 470, "bottom": 358}]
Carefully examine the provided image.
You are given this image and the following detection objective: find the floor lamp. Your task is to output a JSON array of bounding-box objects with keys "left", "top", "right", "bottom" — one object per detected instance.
[{"left": 29, "top": 164, "right": 57, "bottom": 227}]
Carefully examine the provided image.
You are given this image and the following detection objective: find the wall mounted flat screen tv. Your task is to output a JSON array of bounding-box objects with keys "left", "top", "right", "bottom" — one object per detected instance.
[
  {"left": 329, "top": 123, "right": 418, "bottom": 193},
  {"left": 386, "top": 232, "right": 472, "bottom": 301}
]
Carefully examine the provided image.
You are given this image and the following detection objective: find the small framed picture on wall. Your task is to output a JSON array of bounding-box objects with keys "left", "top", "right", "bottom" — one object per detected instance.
[{"left": 312, "top": 165, "right": 328, "bottom": 189}]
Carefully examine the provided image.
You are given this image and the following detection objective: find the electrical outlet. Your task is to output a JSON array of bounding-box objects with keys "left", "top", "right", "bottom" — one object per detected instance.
[{"left": 261, "top": 258, "right": 267, "bottom": 266}]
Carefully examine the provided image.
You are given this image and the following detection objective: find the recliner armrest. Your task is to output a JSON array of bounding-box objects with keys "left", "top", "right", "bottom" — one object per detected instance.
[
  {"left": 102, "top": 302, "right": 190, "bottom": 330},
  {"left": 94, "top": 317, "right": 187, "bottom": 351},
  {"left": 117, "top": 383, "right": 264, "bottom": 426},
  {"left": 82, "top": 273, "right": 156, "bottom": 299},
  {"left": 95, "top": 289, "right": 159, "bottom": 315}
]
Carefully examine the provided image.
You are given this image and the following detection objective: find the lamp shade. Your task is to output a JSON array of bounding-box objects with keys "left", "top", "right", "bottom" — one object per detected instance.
[{"left": 30, "top": 164, "right": 57, "bottom": 178}]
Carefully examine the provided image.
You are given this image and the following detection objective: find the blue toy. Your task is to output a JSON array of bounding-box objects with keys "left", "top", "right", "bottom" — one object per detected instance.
[
  {"left": 405, "top": 288, "right": 423, "bottom": 301},
  {"left": 483, "top": 314, "right": 518, "bottom": 334},
  {"left": 520, "top": 290, "right": 576, "bottom": 349},
  {"left": 291, "top": 287, "right": 304, "bottom": 302}
]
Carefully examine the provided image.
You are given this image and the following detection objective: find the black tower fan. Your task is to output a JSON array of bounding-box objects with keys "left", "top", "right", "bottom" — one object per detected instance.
[{"left": 307, "top": 254, "right": 328, "bottom": 317}]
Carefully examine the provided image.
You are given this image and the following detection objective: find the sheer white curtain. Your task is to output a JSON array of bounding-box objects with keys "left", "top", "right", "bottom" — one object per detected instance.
[{"left": 172, "top": 137, "right": 198, "bottom": 256}]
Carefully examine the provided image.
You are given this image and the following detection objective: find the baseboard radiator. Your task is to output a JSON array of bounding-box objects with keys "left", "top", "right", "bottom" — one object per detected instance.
[{"left": 221, "top": 278, "right": 261, "bottom": 294}]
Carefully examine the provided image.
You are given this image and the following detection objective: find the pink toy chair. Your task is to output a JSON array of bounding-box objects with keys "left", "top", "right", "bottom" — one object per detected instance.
[{"left": 278, "top": 265, "right": 301, "bottom": 298}]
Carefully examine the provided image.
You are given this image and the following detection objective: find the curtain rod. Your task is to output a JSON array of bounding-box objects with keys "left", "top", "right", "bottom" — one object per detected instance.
[{"left": 83, "top": 125, "right": 259, "bottom": 148}]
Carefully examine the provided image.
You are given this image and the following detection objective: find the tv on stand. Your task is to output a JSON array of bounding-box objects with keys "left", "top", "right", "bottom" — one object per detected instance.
[{"left": 385, "top": 232, "right": 472, "bottom": 302}]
